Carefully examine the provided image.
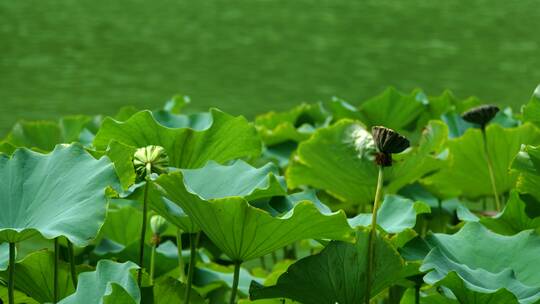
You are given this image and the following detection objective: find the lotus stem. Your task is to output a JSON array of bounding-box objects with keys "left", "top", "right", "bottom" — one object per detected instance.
[
  {"left": 184, "top": 232, "right": 200, "bottom": 304},
  {"left": 229, "top": 261, "right": 242, "bottom": 304},
  {"left": 149, "top": 243, "right": 156, "bottom": 285},
  {"left": 259, "top": 256, "right": 267, "bottom": 270},
  {"left": 137, "top": 178, "right": 151, "bottom": 286},
  {"left": 67, "top": 241, "right": 77, "bottom": 288},
  {"left": 54, "top": 238, "right": 59, "bottom": 303},
  {"left": 176, "top": 228, "right": 187, "bottom": 282},
  {"left": 481, "top": 129, "right": 501, "bottom": 211},
  {"left": 415, "top": 283, "right": 420, "bottom": 304},
  {"left": 366, "top": 166, "right": 384, "bottom": 304},
  {"left": 8, "top": 242, "right": 15, "bottom": 304}
]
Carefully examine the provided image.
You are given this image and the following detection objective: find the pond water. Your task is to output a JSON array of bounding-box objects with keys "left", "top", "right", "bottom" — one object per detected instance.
[{"left": 1, "top": 0, "right": 539, "bottom": 134}]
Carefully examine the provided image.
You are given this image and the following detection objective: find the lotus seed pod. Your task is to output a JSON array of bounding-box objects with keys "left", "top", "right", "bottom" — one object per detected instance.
[
  {"left": 371, "top": 126, "right": 410, "bottom": 167},
  {"left": 150, "top": 215, "right": 169, "bottom": 235},
  {"left": 133, "top": 145, "right": 169, "bottom": 179},
  {"left": 461, "top": 105, "right": 499, "bottom": 128}
]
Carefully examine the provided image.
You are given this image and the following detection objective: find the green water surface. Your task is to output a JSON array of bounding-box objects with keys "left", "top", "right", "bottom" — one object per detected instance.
[{"left": 1, "top": 0, "right": 539, "bottom": 134}]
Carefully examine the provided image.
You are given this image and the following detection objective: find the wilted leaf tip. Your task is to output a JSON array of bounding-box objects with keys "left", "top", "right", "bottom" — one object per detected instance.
[
  {"left": 461, "top": 104, "right": 499, "bottom": 128},
  {"left": 371, "top": 126, "right": 409, "bottom": 167}
]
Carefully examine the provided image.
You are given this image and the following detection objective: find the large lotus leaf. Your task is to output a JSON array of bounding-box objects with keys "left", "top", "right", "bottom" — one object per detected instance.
[
  {"left": 153, "top": 111, "right": 213, "bottom": 130},
  {"left": 0, "top": 286, "right": 39, "bottom": 303},
  {"left": 249, "top": 229, "right": 405, "bottom": 304},
  {"left": 348, "top": 195, "right": 430, "bottom": 234},
  {"left": 481, "top": 191, "right": 540, "bottom": 235},
  {"left": 512, "top": 145, "right": 540, "bottom": 202},
  {"left": 59, "top": 260, "right": 140, "bottom": 304},
  {"left": 255, "top": 103, "right": 330, "bottom": 146},
  {"left": 286, "top": 119, "right": 378, "bottom": 205},
  {"left": 422, "top": 123, "right": 540, "bottom": 198},
  {"left": 94, "top": 108, "right": 261, "bottom": 169},
  {"left": 252, "top": 189, "right": 332, "bottom": 217},
  {"left": 147, "top": 184, "right": 199, "bottom": 233},
  {"left": 149, "top": 160, "right": 284, "bottom": 233},
  {"left": 420, "top": 222, "right": 540, "bottom": 303},
  {"left": 96, "top": 242, "right": 177, "bottom": 278},
  {"left": 523, "top": 87, "right": 540, "bottom": 128},
  {"left": 154, "top": 171, "right": 354, "bottom": 261},
  {"left": 3, "top": 116, "right": 99, "bottom": 152},
  {"left": 154, "top": 277, "right": 205, "bottom": 304},
  {"left": 195, "top": 263, "right": 264, "bottom": 296},
  {"left": 358, "top": 87, "right": 426, "bottom": 132},
  {"left": 433, "top": 272, "right": 522, "bottom": 304},
  {"left": 0, "top": 250, "right": 75, "bottom": 302},
  {"left": 0, "top": 144, "right": 119, "bottom": 245},
  {"left": 386, "top": 120, "right": 448, "bottom": 193},
  {"left": 399, "top": 287, "right": 459, "bottom": 304},
  {"left": 181, "top": 160, "right": 287, "bottom": 201},
  {"left": 324, "top": 97, "right": 363, "bottom": 122},
  {"left": 93, "top": 204, "right": 152, "bottom": 254}
]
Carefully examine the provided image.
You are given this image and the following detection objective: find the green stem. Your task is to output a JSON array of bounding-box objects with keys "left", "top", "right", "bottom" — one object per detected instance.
[
  {"left": 8, "top": 242, "right": 15, "bottom": 304},
  {"left": 366, "top": 166, "right": 384, "bottom": 304},
  {"left": 67, "top": 241, "right": 78, "bottom": 288},
  {"left": 415, "top": 283, "right": 420, "bottom": 304},
  {"left": 184, "top": 232, "right": 199, "bottom": 304},
  {"left": 176, "top": 229, "right": 187, "bottom": 282},
  {"left": 54, "top": 238, "right": 59, "bottom": 303},
  {"left": 259, "top": 256, "right": 267, "bottom": 270},
  {"left": 137, "top": 179, "right": 151, "bottom": 286},
  {"left": 481, "top": 129, "right": 501, "bottom": 212},
  {"left": 229, "top": 261, "right": 242, "bottom": 304},
  {"left": 149, "top": 243, "right": 156, "bottom": 285}
]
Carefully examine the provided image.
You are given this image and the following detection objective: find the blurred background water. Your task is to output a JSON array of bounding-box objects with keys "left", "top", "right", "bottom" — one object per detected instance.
[{"left": 1, "top": 0, "right": 539, "bottom": 134}]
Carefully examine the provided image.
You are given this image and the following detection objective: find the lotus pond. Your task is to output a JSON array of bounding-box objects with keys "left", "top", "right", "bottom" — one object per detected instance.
[{"left": 1, "top": 87, "right": 540, "bottom": 303}]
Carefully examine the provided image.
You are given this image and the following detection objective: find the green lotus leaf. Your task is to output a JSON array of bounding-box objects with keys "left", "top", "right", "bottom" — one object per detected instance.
[
  {"left": 181, "top": 160, "right": 286, "bottom": 201},
  {"left": 96, "top": 242, "right": 177, "bottom": 279},
  {"left": 434, "top": 271, "right": 521, "bottom": 304},
  {"left": 95, "top": 205, "right": 149, "bottom": 250},
  {"left": 323, "top": 97, "right": 362, "bottom": 121},
  {"left": 0, "top": 243, "right": 9, "bottom": 271},
  {"left": 0, "top": 250, "right": 76, "bottom": 303},
  {"left": 523, "top": 88, "right": 540, "bottom": 128},
  {"left": 153, "top": 111, "right": 213, "bottom": 129},
  {"left": 149, "top": 160, "right": 286, "bottom": 233},
  {"left": 422, "top": 123, "right": 540, "bottom": 198},
  {"left": 286, "top": 119, "right": 378, "bottom": 205},
  {"left": 252, "top": 189, "right": 332, "bottom": 217},
  {"left": 287, "top": 119, "right": 447, "bottom": 206},
  {"left": 0, "top": 286, "right": 39, "bottom": 304},
  {"left": 93, "top": 108, "right": 261, "bottom": 189},
  {"left": 194, "top": 263, "right": 264, "bottom": 296},
  {"left": 249, "top": 229, "right": 405, "bottom": 303},
  {"left": 3, "top": 115, "right": 100, "bottom": 151},
  {"left": 420, "top": 222, "right": 540, "bottom": 303},
  {"left": 358, "top": 87, "right": 426, "bottom": 132},
  {"left": 441, "top": 112, "right": 476, "bottom": 138},
  {"left": 399, "top": 287, "right": 459, "bottom": 304},
  {"left": 59, "top": 260, "right": 140, "bottom": 304},
  {"left": 480, "top": 191, "right": 540, "bottom": 235},
  {"left": 512, "top": 145, "right": 540, "bottom": 202},
  {"left": 147, "top": 187, "right": 199, "bottom": 233},
  {"left": 154, "top": 277, "right": 205, "bottom": 304},
  {"left": 386, "top": 120, "right": 448, "bottom": 193},
  {"left": 348, "top": 195, "right": 430, "bottom": 234},
  {"left": 255, "top": 103, "right": 330, "bottom": 146},
  {"left": 154, "top": 171, "right": 354, "bottom": 261},
  {"left": 0, "top": 144, "right": 119, "bottom": 245}
]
